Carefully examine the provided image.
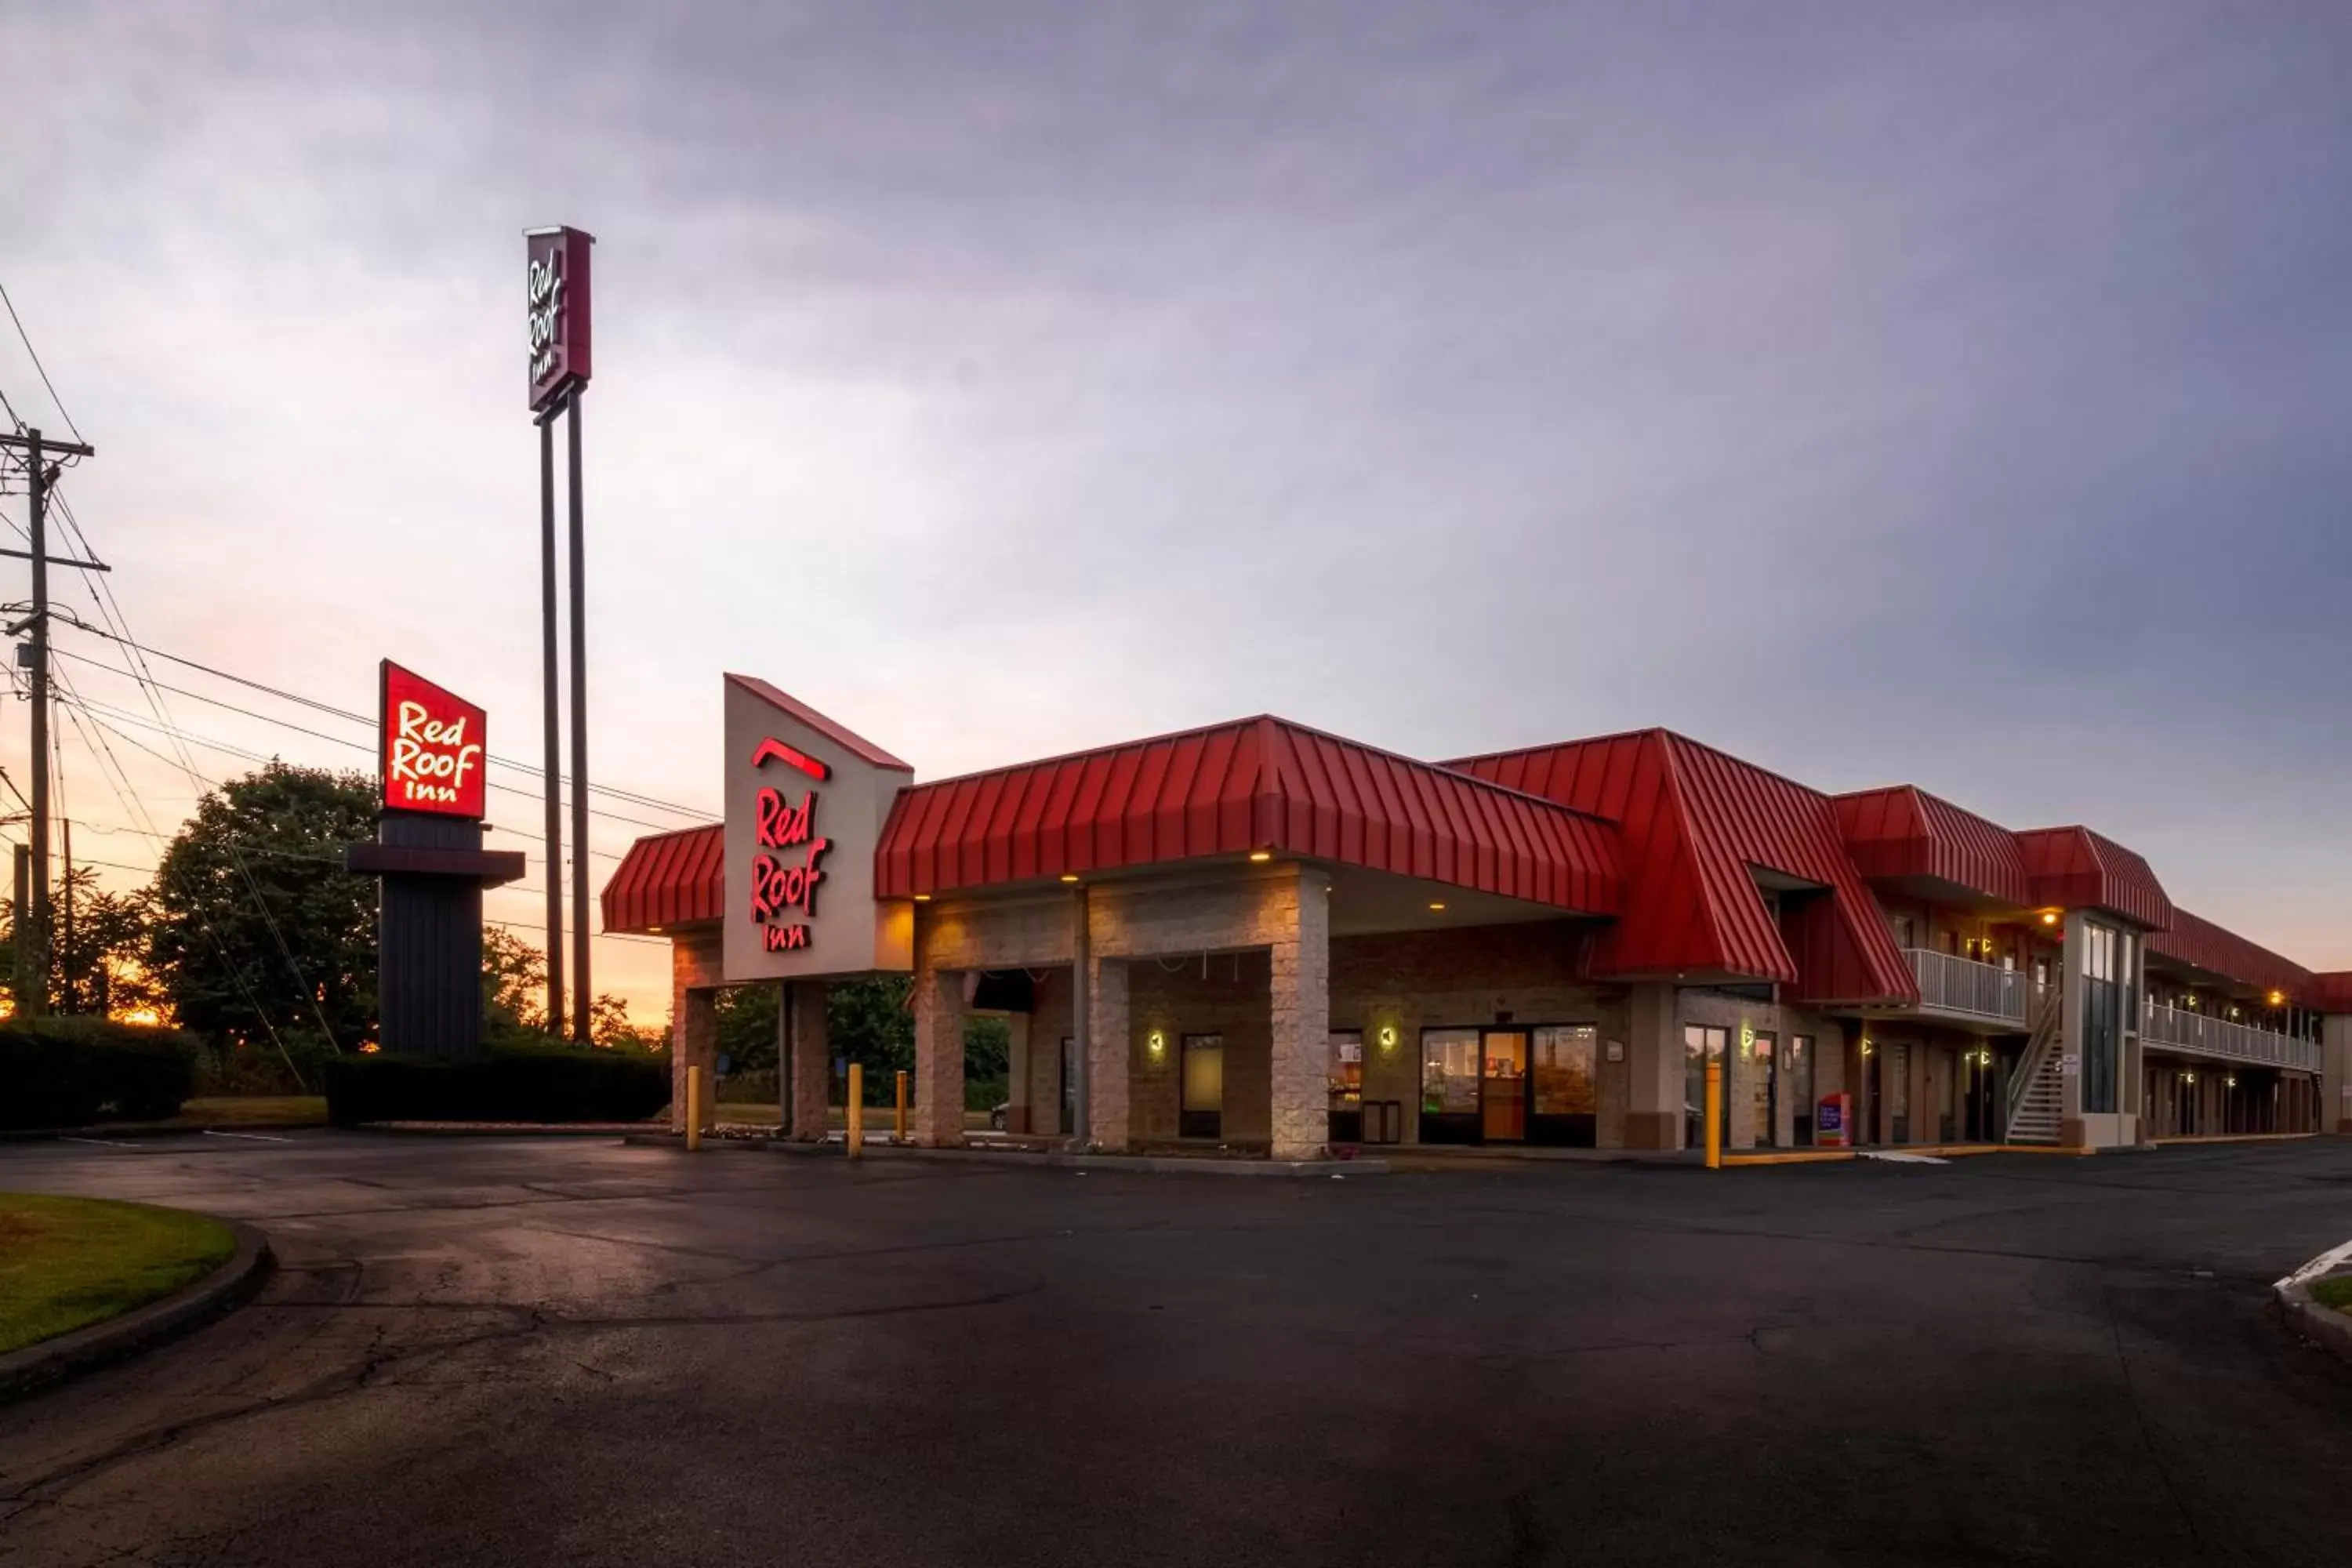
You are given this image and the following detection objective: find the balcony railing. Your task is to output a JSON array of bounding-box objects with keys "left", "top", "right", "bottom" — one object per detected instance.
[
  {"left": 1904, "top": 948, "right": 2031, "bottom": 1026},
  {"left": 2141, "top": 1001, "right": 2319, "bottom": 1072}
]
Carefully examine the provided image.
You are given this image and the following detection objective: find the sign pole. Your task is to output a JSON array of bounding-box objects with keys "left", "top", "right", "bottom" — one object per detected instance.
[
  {"left": 566, "top": 387, "right": 590, "bottom": 1044},
  {"left": 537, "top": 399, "right": 564, "bottom": 1033},
  {"left": 525, "top": 224, "right": 593, "bottom": 1042}
]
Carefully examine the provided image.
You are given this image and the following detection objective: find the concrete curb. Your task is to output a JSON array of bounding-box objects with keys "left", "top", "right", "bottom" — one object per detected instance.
[
  {"left": 620, "top": 1132, "right": 1388, "bottom": 1178},
  {"left": 0, "top": 1219, "right": 274, "bottom": 1404},
  {"left": 2273, "top": 1240, "right": 2352, "bottom": 1363}
]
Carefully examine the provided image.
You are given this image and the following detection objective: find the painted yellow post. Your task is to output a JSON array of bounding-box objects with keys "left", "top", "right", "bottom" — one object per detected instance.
[
  {"left": 847, "top": 1062, "right": 864, "bottom": 1160},
  {"left": 685, "top": 1065, "right": 703, "bottom": 1153},
  {"left": 895, "top": 1069, "right": 909, "bottom": 1142},
  {"left": 1704, "top": 1058, "right": 1722, "bottom": 1170}
]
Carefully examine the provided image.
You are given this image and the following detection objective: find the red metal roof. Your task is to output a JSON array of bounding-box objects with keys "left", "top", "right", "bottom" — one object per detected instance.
[
  {"left": 1834, "top": 786, "right": 2031, "bottom": 908},
  {"left": 1448, "top": 730, "right": 1917, "bottom": 1004},
  {"left": 2313, "top": 973, "right": 2352, "bottom": 1012},
  {"left": 874, "top": 715, "right": 1622, "bottom": 912},
  {"left": 601, "top": 822, "right": 724, "bottom": 935},
  {"left": 2147, "top": 909, "right": 2312, "bottom": 1000},
  {"left": 2016, "top": 826, "right": 2172, "bottom": 930},
  {"left": 725, "top": 673, "right": 914, "bottom": 772}
]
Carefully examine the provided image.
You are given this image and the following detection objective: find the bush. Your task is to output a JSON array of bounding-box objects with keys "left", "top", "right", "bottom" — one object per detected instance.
[
  {"left": 322, "top": 1042, "right": 670, "bottom": 1127},
  {"left": 0, "top": 1018, "right": 200, "bottom": 1131}
]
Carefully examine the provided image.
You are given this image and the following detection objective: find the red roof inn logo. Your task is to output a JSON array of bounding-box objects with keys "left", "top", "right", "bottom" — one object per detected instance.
[
  {"left": 379, "top": 661, "right": 488, "bottom": 819},
  {"left": 748, "top": 736, "right": 831, "bottom": 951},
  {"left": 525, "top": 226, "right": 594, "bottom": 411}
]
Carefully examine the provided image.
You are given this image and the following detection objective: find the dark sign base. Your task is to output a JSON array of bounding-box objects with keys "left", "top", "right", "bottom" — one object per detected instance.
[{"left": 349, "top": 813, "right": 526, "bottom": 1061}]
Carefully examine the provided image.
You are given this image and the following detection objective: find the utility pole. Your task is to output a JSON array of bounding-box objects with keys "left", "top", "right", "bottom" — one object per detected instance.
[
  {"left": 11, "top": 844, "right": 26, "bottom": 1018},
  {"left": 59, "top": 815, "right": 71, "bottom": 1012},
  {"left": 0, "top": 426, "right": 99, "bottom": 1018}
]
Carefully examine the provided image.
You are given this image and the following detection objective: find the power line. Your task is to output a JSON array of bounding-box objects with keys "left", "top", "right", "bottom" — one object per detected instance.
[
  {"left": 49, "top": 615, "right": 713, "bottom": 821},
  {"left": 0, "top": 284, "right": 83, "bottom": 445}
]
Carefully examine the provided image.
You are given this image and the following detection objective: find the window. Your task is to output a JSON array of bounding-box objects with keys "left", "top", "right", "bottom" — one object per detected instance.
[
  {"left": 1421, "top": 1028, "right": 1480, "bottom": 1117},
  {"left": 1328, "top": 1030, "right": 1363, "bottom": 1105},
  {"left": 1893, "top": 916, "right": 1918, "bottom": 949},
  {"left": 2080, "top": 921, "right": 2123, "bottom": 1114},
  {"left": 1530, "top": 1025, "right": 1598, "bottom": 1117}
]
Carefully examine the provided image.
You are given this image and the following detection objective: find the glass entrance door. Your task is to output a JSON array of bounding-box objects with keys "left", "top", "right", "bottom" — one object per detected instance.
[
  {"left": 1481, "top": 1031, "right": 1527, "bottom": 1142},
  {"left": 1529, "top": 1025, "right": 1598, "bottom": 1146},
  {"left": 1751, "top": 1032, "right": 1778, "bottom": 1148},
  {"left": 1682, "top": 1025, "right": 1730, "bottom": 1150},
  {"left": 1180, "top": 1033, "right": 1223, "bottom": 1138}
]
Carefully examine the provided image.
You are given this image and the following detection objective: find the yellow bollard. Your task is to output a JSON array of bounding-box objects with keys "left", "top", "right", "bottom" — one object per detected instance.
[
  {"left": 847, "top": 1062, "right": 863, "bottom": 1160},
  {"left": 686, "top": 1064, "right": 702, "bottom": 1153},
  {"left": 1704, "top": 1057, "right": 1722, "bottom": 1170},
  {"left": 895, "top": 1069, "right": 909, "bottom": 1143}
]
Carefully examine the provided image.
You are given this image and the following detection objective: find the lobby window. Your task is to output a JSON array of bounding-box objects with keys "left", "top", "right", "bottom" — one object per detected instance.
[
  {"left": 2081, "top": 921, "right": 2123, "bottom": 1114},
  {"left": 1329, "top": 1030, "right": 1363, "bottom": 1106}
]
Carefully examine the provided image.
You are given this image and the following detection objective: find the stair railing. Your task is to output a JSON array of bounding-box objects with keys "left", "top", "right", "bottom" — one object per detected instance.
[{"left": 2006, "top": 982, "right": 2066, "bottom": 1129}]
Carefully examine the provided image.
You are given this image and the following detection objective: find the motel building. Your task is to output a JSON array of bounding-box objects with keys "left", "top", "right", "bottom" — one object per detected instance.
[{"left": 603, "top": 676, "right": 2352, "bottom": 1160}]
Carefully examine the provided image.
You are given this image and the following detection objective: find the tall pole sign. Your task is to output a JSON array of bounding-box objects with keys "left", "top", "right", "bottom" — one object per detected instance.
[{"left": 526, "top": 225, "right": 595, "bottom": 1044}]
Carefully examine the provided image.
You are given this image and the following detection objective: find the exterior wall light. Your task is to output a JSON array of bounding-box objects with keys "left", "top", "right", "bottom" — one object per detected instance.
[
  {"left": 1059, "top": 873, "right": 1080, "bottom": 884},
  {"left": 2268, "top": 989, "right": 2286, "bottom": 1007},
  {"left": 2183, "top": 1070, "right": 2195, "bottom": 1083},
  {"left": 1147, "top": 1029, "right": 1166, "bottom": 1055},
  {"left": 1378, "top": 1025, "right": 1397, "bottom": 1051},
  {"left": 2040, "top": 911, "right": 2060, "bottom": 927},
  {"left": 1428, "top": 901, "right": 1446, "bottom": 912},
  {"left": 913, "top": 894, "right": 931, "bottom": 902},
  {"left": 2227, "top": 1075, "right": 2238, "bottom": 1088},
  {"left": 1860, "top": 1039, "right": 1875, "bottom": 1057},
  {"left": 1247, "top": 849, "right": 1272, "bottom": 862}
]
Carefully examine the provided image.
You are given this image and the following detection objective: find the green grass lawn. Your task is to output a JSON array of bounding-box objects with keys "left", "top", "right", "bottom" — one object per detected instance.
[
  {"left": 0, "top": 1194, "right": 238, "bottom": 1356},
  {"left": 176, "top": 1096, "right": 328, "bottom": 1126},
  {"left": 2310, "top": 1275, "right": 2352, "bottom": 1313}
]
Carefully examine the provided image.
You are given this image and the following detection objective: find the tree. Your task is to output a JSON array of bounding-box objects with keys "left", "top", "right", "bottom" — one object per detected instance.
[
  {"left": 482, "top": 925, "right": 548, "bottom": 1044},
  {"left": 590, "top": 993, "right": 666, "bottom": 1051},
  {"left": 147, "top": 762, "right": 379, "bottom": 1054},
  {"left": 0, "top": 866, "right": 163, "bottom": 1020}
]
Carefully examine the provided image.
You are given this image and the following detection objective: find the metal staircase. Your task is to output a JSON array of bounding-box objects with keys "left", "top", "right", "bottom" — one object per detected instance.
[{"left": 2005, "top": 986, "right": 2065, "bottom": 1145}]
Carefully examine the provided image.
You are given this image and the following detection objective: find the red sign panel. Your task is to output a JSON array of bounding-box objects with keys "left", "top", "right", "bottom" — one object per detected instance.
[
  {"left": 747, "top": 736, "right": 832, "bottom": 951},
  {"left": 379, "top": 661, "right": 488, "bottom": 819},
  {"left": 525, "top": 225, "right": 594, "bottom": 411}
]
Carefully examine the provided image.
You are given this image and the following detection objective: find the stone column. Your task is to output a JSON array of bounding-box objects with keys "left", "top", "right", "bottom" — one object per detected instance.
[
  {"left": 1624, "top": 983, "right": 1680, "bottom": 1149},
  {"left": 668, "top": 934, "right": 721, "bottom": 1135},
  {"left": 671, "top": 989, "right": 717, "bottom": 1134},
  {"left": 912, "top": 964, "right": 966, "bottom": 1147},
  {"left": 1726, "top": 1018, "right": 1755, "bottom": 1151},
  {"left": 1004, "top": 1012, "right": 1032, "bottom": 1134},
  {"left": 2324, "top": 1014, "right": 2352, "bottom": 1134},
  {"left": 786, "top": 980, "right": 829, "bottom": 1142},
  {"left": 1269, "top": 873, "right": 1331, "bottom": 1162},
  {"left": 1086, "top": 954, "right": 1130, "bottom": 1151}
]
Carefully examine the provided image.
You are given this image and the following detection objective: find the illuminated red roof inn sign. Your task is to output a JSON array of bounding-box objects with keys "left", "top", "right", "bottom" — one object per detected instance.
[
  {"left": 379, "top": 661, "right": 487, "bottom": 820},
  {"left": 525, "top": 225, "right": 594, "bottom": 411}
]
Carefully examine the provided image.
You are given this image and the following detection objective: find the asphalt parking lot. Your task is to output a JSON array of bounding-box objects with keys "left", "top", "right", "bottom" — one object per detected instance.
[{"left": 5, "top": 1134, "right": 2352, "bottom": 1567}]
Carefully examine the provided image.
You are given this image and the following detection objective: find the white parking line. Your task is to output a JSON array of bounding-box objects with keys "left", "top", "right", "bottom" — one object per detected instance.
[
  {"left": 203, "top": 1130, "right": 292, "bottom": 1143},
  {"left": 59, "top": 1135, "right": 138, "bottom": 1148}
]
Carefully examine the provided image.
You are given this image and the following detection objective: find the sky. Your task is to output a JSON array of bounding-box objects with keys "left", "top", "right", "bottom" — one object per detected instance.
[{"left": 4, "top": 0, "right": 2350, "bottom": 1023}]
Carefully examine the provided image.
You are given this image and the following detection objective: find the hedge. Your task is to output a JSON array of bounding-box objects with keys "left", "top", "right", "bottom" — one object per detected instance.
[
  {"left": 0, "top": 1018, "right": 200, "bottom": 1131},
  {"left": 322, "top": 1043, "right": 669, "bottom": 1126}
]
